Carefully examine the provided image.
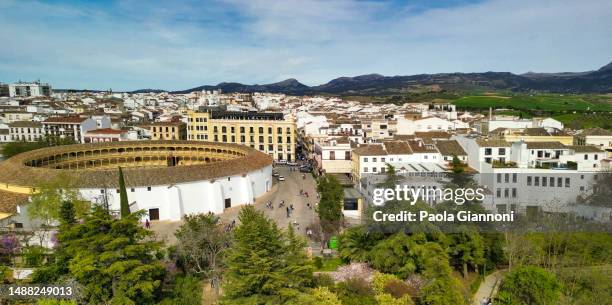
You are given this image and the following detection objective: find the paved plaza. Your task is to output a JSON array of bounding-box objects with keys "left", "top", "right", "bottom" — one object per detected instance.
[{"left": 150, "top": 165, "right": 319, "bottom": 244}]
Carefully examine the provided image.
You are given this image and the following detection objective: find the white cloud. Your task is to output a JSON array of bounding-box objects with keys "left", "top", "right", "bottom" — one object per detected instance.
[{"left": 0, "top": 0, "right": 610, "bottom": 90}]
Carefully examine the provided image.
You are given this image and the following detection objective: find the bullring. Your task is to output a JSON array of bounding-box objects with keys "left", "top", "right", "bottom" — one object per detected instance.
[{"left": 0, "top": 140, "right": 273, "bottom": 224}]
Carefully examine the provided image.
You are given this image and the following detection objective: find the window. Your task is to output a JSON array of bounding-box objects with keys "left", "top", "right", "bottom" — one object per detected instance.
[
  {"left": 364, "top": 167, "right": 368, "bottom": 172},
  {"left": 499, "top": 148, "right": 506, "bottom": 155},
  {"left": 512, "top": 188, "right": 517, "bottom": 198},
  {"left": 277, "top": 127, "right": 282, "bottom": 134},
  {"left": 147, "top": 186, "right": 151, "bottom": 191},
  {"left": 512, "top": 173, "right": 517, "bottom": 183},
  {"left": 504, "top": 188, "right": 509, "bottom": 198},
  {"left": 549, "top": 177, "right": 555, "bottom": 187},
  {"left": 240, "top": 127, "right": 245, "bottom": 133},
  {"left": 131, "top": 188, "right": 135, "bottom": 192},
  {"left": 565, "top": 178, "right": 570, "bottom": 188},
  {"left": 485, "top": 148, "right": 492, "bottom": 155},
  {"left": 373, "top": 158, "right": 377, "bottom": 162},
  {"left": 381, "top": 158, "right": 386, "bottom": 162},
  {"left": 534, "top": 176, "right": 540, "bottom": 186},
  {"left": 527, "top": 176, "right": 532, "bottom": 186},
  {"left": 485, "top": 157, "right": 491, "bottom": 163},
  {"left": 259, "top": 127, "right": 264, "bottom": 133},
  {"left": 557, "top": 177, "right": 562, "bottom": 187},
  {"left": 542, "top": 177, "right": 547, "bottom": 187},
  {"left": 496, "top": 188, "right": 501, "bottom": 198},
  {"left": 364, "top": 158, "right": 368, "bottom": 162},
  {"left": 372, "top": 167, "right": 377, "bottom": 172},
  {"left": 330, "top": 151, "right": 335, "bottom": 160},
  {"left": 497, "top": 173, "right": 502, "bottom": 183},
  {"left": 345, "top": 151, "right": 351, "bottom": 160},
  {"left": 505, "top": 173, "right": 509, "bottom": 183},
  {"left": 584, "top": 154, "right": 588, "bottom": 160},
  {"left": 101, "top": 189, "right": 105, "bottom": 194},
  {"left": 595, "top": 154, "right": 598, "bottom": 160}
]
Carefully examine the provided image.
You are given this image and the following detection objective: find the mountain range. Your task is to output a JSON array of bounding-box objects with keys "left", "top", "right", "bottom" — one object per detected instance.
[{"left": 134, "top": 61, "right": 611, "bottom": 95}]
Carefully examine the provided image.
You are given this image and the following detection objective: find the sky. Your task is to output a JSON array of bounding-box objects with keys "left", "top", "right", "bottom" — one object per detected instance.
[{"left": 0, "top": 0, "right": 611, "bottom": 91}]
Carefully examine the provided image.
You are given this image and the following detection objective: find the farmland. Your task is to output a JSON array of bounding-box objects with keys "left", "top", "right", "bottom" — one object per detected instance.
[{"left": 452, "top": 94, "right": 612, "bottom": 112}]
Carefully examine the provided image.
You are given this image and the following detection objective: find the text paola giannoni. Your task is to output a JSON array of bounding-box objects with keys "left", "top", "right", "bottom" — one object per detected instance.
[{"left": 372, "top": 185, "right": 486, "bottom": 206}]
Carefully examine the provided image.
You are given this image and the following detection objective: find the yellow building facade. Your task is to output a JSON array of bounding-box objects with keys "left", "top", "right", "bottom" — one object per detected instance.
[
  {"left": 187, "top": 109, "right": 296, "bottom": 162},
  {"left": 149, "top": 121, "right": 187, "bottom": 140}
]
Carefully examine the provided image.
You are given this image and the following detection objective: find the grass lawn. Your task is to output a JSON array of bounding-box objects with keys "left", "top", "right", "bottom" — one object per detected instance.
[
  {"left": 313, "top": 257, "right": 344, "bottom": 272},
  {"left": 452, "top": 94, "right": 612, "bottom": 112}
]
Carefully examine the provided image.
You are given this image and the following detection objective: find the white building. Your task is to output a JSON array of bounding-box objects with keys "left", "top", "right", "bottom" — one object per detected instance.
[
  {"left": 9, "top": 121, "right": 43, "bottom": 142},
  {"left": 42, "top": 116, "right": 108, "bottom": 143},
  {"left": 9, "top": 81, "right": 52, "bottom": 98}
]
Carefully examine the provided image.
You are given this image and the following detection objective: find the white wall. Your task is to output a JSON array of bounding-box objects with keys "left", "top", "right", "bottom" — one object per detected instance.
[{"left": 79, "top": 165, "right": 272, "bottom": 221}]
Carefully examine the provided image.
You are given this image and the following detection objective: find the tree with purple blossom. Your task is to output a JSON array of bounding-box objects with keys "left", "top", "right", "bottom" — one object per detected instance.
[{"left": 0, "top": 232, "right": 21, "bottom": 264}]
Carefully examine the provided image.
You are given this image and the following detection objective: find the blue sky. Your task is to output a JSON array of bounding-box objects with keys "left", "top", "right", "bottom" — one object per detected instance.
[{"left": 0, "top": 0, "right": 610, "bottom": 91}]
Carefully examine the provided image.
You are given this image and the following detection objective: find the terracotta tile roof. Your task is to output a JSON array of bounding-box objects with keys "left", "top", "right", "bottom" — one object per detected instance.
[
  {"left": 43, "top": 116, "right": 88, "bottom": 124},
  {"left": 566, "top": 145, "right": 604, "bottom": 153},
  {"left": 8, "top": 121, "right": 42, "bottom": 128},
  {"left": 579, "top": 128, "right": 612, "bottom": 136},
  {"left": 415, "top": 131, "right": 451, "bottom": 139},
  {"left": 0, "top": 190, "right": 28, "bottom": 214},
  {"left": 407, "top": 140, "right": 438, "bottom": 153},
  {"left": 352, "top": 144, "right": 387, "bottom": 156},
  {"left": 85, "top": 128, "right": 126, "bottom": 135},
  {"left": 476, "top": 138, "right": 511, "bottom": 147},
  {"left": 525, "top": 142, "right": 567, "bottom": 149},
  {"left": 435, "top": 140, "right": 467, "bottom": 156},
  {"left": 382, "top": 141, "right": 412, "bottom": 155}
]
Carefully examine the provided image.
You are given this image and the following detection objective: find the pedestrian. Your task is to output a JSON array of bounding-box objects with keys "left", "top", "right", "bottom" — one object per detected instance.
[
  {"left": 145, "top": 218, "right": 150, "bottom": 229},
  {"left": 290, "top": 204, "right": 294, "bottom": 211},
  {"left": 286, "top": 206, "right": 290, "bottom": 218},
  {"left": 481, "top": 297, "right": 488, "bottom": 305}
]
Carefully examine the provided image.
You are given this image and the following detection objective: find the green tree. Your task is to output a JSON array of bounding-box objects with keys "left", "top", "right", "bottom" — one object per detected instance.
[
  {"left": 338, "top": 226, "right": 383, "bottom": 263},
  {"left": 118, "top": 167, "right": 130, "bottom": 217},
  {"left": 35, "top": 206, "right": 166, "bottom": 304},
  {"left": 59, "top": 200, "right": 77, "bottom": 226},
  {"left": 158, "top": 275, "right": 203, "bottom": 305},
  {"left": 316, "top": 174, "right": 344, "bottom": 248},
  {"left": 283, "top": 224, "right": 314, "bottom": 288},
  {"left": 496, "top": 266, "right": 562, "bottom": 305},
  {"left": 28, "top": 175, "right": 90, "bottom": 246},
  {"left": 447, "top": 230, "right": 485, "bottom": 278},
  {"left": 221, "top": 206, "right": 312, "bottom": 304},
  {"left": 174, "top": 213, "right": 230, "bottom": 296}
]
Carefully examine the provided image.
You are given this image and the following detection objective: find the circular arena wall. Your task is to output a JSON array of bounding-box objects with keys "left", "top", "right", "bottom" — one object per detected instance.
[{"left": 0, "top": 141, "right": 273, "bottom": 221}]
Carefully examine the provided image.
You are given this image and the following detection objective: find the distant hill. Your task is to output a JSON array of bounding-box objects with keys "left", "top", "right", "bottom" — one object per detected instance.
[{"left": 130, "top": 61, "right": 612, "bottom": 95}]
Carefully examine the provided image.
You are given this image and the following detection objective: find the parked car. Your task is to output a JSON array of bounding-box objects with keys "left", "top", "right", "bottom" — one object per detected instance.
[
  {"left": 278, "top": 175, "right": 285, "bottom": 181},
  {"left": 272, "top": 171, "right": 279, "bottom": 177}
]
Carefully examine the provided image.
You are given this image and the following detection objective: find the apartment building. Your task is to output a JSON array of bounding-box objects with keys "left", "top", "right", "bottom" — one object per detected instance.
[
  {"left": 9, "top": 81, "right": 52, "bottom": 97},
  {"left": 187, "top": 107, "right": 296, "bottom": 162},
  {"left": 9, "top": 121, "right": 43, "bottom": 142},
  {"left": 149, "top": 121, "right": 187, "bottom": 140},
  {"left": 313, "top": 137, "right": 353, "bottom": 174},
  {"left": 42, "top": 116, "right": 105, "bottom": 143},
  {"left": 351, "top": 140, "right": 445, "bottom": 182},
  {"left": 1, "top": 111, "right": 34, "bottom": 123}
]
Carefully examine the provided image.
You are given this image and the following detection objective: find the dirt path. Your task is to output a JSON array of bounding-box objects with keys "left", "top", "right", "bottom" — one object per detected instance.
[{"left": 473, "top": 270, "right": 504, "bottom": 305}]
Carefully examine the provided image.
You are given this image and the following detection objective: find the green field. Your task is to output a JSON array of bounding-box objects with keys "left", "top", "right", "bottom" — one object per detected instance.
[
  {"left": 452, "top": 94, "right": 612, "bottom": 112},
  {"left": 553, "top": 113, "right": 612, "bottom": 130}
]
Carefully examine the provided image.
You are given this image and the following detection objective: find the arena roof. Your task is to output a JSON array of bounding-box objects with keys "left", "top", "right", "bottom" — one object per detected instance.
[{"left": 0, "top": 140, "right": 273, "bottom": 190}]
